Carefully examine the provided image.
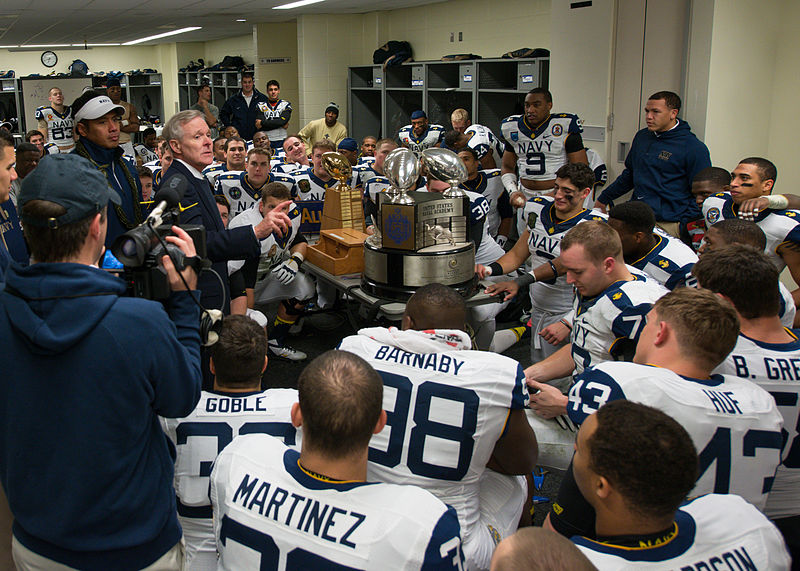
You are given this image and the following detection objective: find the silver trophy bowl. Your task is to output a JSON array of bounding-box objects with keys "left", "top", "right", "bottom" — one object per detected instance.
[
  {"left": 384, "top": 148, "right": 419, "bottom": 204},
  {"left": 421, "top": 147, "right": 467, "bottom": 198}
]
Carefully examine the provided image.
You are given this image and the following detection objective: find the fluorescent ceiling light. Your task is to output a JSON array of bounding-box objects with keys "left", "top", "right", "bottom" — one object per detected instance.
[
  {"left": 122, "top": 26, "right": 201, "bottom": 45},
  {"left": 72, "top": 43, "right": 121, "bottom": 47},
  {"left": 273, "top": 0, "right": 324, "bottom": 9},
  {"left": 21, "top": 44, "right": 71, "bottom": 48},
  {"left": 236, "top": 18, "right": 247, "bottom": 21},
  {"left": 0, "top": 45, "right": 19, "bottom": 49}
]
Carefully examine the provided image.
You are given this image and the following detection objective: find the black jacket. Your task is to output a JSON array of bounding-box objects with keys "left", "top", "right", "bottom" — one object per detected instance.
[{"left": 219, "top": 89, "right": 269, "bottom": 140}]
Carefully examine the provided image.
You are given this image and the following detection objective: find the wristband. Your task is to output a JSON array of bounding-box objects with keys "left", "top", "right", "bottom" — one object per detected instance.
[
  {"left": 767, "top": 194, "right": 789, "bottom": 209},
  {"left": 501, "top": 173, "right": 518, "bottom": 194},
  {"left": 514, "top": 271, "right": 537, "bottom": 287},
  {"left": 290, "top": 253, "right": 304, "bottom": 266},
  {"left": 121, "top": 119, "right": 129, "bottom": 127},
  {"left": 559, "top": 318, "right": 572, "bottom": 330},
  {"left": 487, "top": 262, "right": 503, "bottom": 276}
]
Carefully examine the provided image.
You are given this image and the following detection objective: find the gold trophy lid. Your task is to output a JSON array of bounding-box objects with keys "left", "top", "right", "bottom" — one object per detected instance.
[{"left": 322, "top": 152, "right": 352, "bottom": 188}]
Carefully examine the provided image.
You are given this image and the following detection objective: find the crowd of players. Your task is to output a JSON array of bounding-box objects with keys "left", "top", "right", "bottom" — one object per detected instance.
[{"left": 0, "top": 80, "right": 798, "bottom": 570}]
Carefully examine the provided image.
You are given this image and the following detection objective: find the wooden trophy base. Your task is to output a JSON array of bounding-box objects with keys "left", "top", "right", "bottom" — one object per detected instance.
[
  {"left": 320, "top": 187, "right": 365, "bottom": 233},
  {"left": 306, "top": 228, "right": 368, "bottom": 275}
]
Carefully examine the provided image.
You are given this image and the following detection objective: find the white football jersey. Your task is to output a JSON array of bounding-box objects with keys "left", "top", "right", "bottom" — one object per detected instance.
[
  {"left": 43, "top": 142, "right": 60, "bottom": 155},
  {"left": 398, "top": 123, "right": 445, "bottom": 152},
  {"left": 214, "top": 171, "right": 295, "bottom": 216},
  {"left": 453, "top": 188, "right": 504, "bottom": 265},
  {"left": 338, "top": 327, "right": 528, "bottom": 557},
  {"left": 227, "top": 201, "right": 302, "bottom": 277},
  {"left": 357, "top": 155, "right": 376, "bottom": 166},
  {"left": 715, "top": 332, "right": 800, "bottom": 519},
  {"left": 35, "top": 105, "right": 74, "bottom": 148},
  {"left": 202, "top": 163, "right": 235, "bottom": 187},
  {"left": 256, "top": 99, "right": 292, "bottom": 143},
  {"left": 463, "top": 124, "right": 503, "bottom": 163},
  {"left": 702, "top": 192, "right": 800, "bottom": 270},
  {"left": 629, "top": 233, "right": 697, "bottom": 290},
  {"left": 460, "top": 169, "right": 509, "bottom": 238},
  {"left": 271, "top": 159, "right": 307, "bottom": 175},
  {"left": 574, "top": 494, "right": 790, "bottom": 570},
  {"left": 134, "top": 144, "right": 158, "bottom": 165},
  {"left": 571, "top": 276, "right": 667, "bottom": 375},
  {"left": 143, "top": 159, "right": 160, "bottom": 174},
  {"left": 569, "top": 362, "right": 783, "bottom": 510},
  {"left": 211, "top": 434, "right": 465, "bottom": 571},
  {"left": 500, "top": 112, "right": 582, "bottom": 182},
  {"left": 779, "top": 281, "right": 796, "bottom": 328},
  {"left": 292, "top": 167, "right": 337, "bottom": 201},
  {"left": 523, "top": 196, "right": 607, "bottom": 313}
]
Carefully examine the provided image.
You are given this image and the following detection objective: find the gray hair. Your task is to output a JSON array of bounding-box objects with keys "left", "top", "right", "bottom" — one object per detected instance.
[{"left": 163, "top": 110, "right": 204, "bottom": 143}]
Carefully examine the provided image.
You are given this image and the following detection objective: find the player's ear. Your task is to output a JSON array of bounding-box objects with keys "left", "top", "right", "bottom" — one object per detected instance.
[
  {"left": 209, "top": 357, "right": 216, "bottom": 376},
  {"left": 763, "top": 179, "right": 774, "bottom": 193},
  {"left": 602, "top": 256, "right": 615, "bottom": 274},
  {"left": 261, "top": 355, "right": 268, "bottom": 373},
  {"left": 654, "top": 319, "right": 670, "bottom": 347},
  {"left": 373, "top": 409, "right": 388, "bottom": 434},
  {"left": 76, "top": 121, "right": 89, "bottom": 138},
  {"left": 596, "top": 475, "right": 612, "bottom": 500},
  {"left": 290, "top": 402, "right": 303, "bottom": 428},
  {"left": 401, "top": 314, "right": 414, "bottom": 331}
]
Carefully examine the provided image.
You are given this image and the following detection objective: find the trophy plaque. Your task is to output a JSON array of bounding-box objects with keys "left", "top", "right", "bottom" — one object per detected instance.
[
  {"left": 320, "top": 152, "right": 365, "bottom": 233},
  {"left": 362, "top": 148, "right": 478, "bottom": 300}
]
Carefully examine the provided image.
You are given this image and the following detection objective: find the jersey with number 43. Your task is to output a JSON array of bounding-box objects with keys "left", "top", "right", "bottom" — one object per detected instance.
[
  {"left": 715, "top": 332, "right": 800, "bottom": 519},
  {"left": 35, "top": 105, "right": 74, "bottom": 147},
  {"left": 338, "top": 327, "right": 528, "bottom": 549},
  {"left": 211, "top": 434, "right": 464, "bottom": 571},
  {"left": 574, "top": 494, "right": 791, "bottom": 570},
  {"left": 571, "top": 276, "right": 667, "bottom": 376},
  {"left": 569, "top": 362, "right": 783, "bottom": 510},
  {"left": 501, "top": 113, "right": 582, "bottom": 182},
  {"left": 160, "top": 389, "right": 299, "bottom": 519}
]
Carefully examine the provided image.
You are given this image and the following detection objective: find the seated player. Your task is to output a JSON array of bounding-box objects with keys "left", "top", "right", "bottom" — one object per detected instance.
[
  {"left": 251, "top": 130, "right": 270, "bottom": 151},
  {"left": 398, "top": 110, "right": 445, "bottom": 152},
  {"left": 272, "top": 135, "right": 310, "bottom": 174},
  {"left": 568, "top": 401, "right": 790, "bottom": 570},
  {"left": 607, "top": 201, "right": 697, "bottom": 289},
  {"left": 135, "top": 165, "right": 154, "bottom": 202},
  {"left": 210, "top": 350, "right": 464, "bottom": 570},
  {"left": 702, "top": 157, "right": 800, "bottom": 305},
  {"left": 480, "top": 164, "right": 606, "bottom": 389},
  {"left": 547, "top": 288, "right": 783, "bottom": 539},
  {"left": 458, "top": 147, "right": 512, "bottom": 247},
  {"left": 214, "top": 148, "right": 295, "bottom": 217},
  {"left": 696, "top": 245, "right": 800, "bottom": 563},
  {"left": 134, "top": 127, "right": 158, "bottom": 165},
  {"left": 686, "top": 166, "right": 731, "bottom": 251},
  {"left": 228, "top": 183, "right": 312, "bottom": 361},
  {"left": 149, "top": 140, "right": 173, "bottom": 191},
  {"left": 339, "top": 283, "right": 537, "bottom": 571},
  {"left": 212, "top": 136, "right": 227, "bottom": 165},
  {"left": 490, "top": 527, "right": 596, "bottom": 571},
  {"left": 291, "top": 140, "right": 337, "bottom": 202},
  {"left": 700, "top": 218, "right": 795, "bottom": 327},
  {"left": 161, "top": 315, "right": 298, "bottom": 571},
  {"left": 203, "top": 136, "right": 247, "bottom": 186},
  {"left": 358, "top": 135, "right": 377, "bottom": 165},
  {"left": 449, "top": 108, "right": 504, "bottom": 169},
  {"left": 522, "top": 221, "right": 666, "bottom": 414}
]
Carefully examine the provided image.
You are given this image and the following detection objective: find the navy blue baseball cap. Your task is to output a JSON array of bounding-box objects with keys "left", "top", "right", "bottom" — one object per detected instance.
[
  {"left": 19, "top": 154, "right": 121, "bottom": 228},
  {"left": 337, "top": 138, "right": 358, "bottom": 152},
  {"left": 410, "top": 110, "right": 427, "bottom": 120}
]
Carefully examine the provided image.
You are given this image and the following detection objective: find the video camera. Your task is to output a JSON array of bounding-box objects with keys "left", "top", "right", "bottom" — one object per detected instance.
[{"left": 110, "top": 177, "right": 207, "bottom": 300}]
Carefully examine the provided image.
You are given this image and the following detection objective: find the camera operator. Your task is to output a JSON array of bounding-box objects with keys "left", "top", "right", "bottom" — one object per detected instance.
[
  {"left": 0, "top": 154, "right": 202, "bottom": 570},
  {"left": 160, "top": 110, "right": 292, "bottom": 314}
]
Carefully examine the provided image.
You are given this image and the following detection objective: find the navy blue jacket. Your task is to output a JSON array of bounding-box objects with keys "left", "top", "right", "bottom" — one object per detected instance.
[
  {"left": 219, "top": 89, "right": 269, "bottom": 141},
  {"left": 72, "top": 139, "right": 144, "bottom": 246},
  {"left": 598, "top": 120, "right": 711, "bottom": 222},
  {"left": 161, "top": 160, "right": 260, "bottom": 313},
  {"left": 0, "top": 261, "right": 201, "bottom": 570}
]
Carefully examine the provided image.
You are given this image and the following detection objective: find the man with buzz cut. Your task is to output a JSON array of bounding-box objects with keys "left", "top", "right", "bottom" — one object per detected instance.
[
  {"left": 203, "top": 136, "right": 247, "bottom": 187},
  {"left": 339, "top": 283, "right": 537, "bottom": 571},
  {"left": 211, "top": 350, "right": 465, "bottom": 570},
  {"left": 398, "top": 110, "right": 445, "bottom": 152},
  {"left": 546, "top": 287, "right": 783, "bottom": 539},
  {"left": 35, "top": 87, "right": 74, "bottom": 153},
  {"left": 70, "top": 89, "right": 144, "bottom": 246},
  {"left": 214, "top": 147, "right": 294, "bottom": 216},
  {"left": 448, "top": 108, "right": 503, "bottom": 170},
  {"left": 220, "top": 72, "right": 268, "bottom": 143},
  {"left": 569, "top": 401, "right": 790, "bottom": 570},
  {"left": 291, "top": 139, "right": 338, "bottom": 202},
  {"left": 702, "top": 156, "right": 800, "bottom": 305},
  {"left": 161, "top": 314, "right": 299, "bottom": 571},
  {"left": 255, "top": 79, "right": 292, "bottom": 150},
  {"left": 696, "top": 244, "right": 800, "bottom": 563}
]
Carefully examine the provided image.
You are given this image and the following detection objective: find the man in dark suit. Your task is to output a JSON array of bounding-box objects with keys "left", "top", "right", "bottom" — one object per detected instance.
[{"left": 160, "top": 110, "right": 291, "bottom": 314}]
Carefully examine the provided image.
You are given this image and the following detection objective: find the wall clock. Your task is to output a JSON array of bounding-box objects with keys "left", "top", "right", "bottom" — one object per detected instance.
[{"left": 41, "top": 51, "right": 58, "bottom": 67}]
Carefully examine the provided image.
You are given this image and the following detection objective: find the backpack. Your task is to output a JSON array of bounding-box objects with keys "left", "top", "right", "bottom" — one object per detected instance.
[
  {"left": 69, "top": 59, "right": 89, "bottom": 76},
  {"left": 373, "top": 41, "right": 413, "bottom": 69},
  {"left": 501, "top": 48, "right": 550, "bottom": 59}
]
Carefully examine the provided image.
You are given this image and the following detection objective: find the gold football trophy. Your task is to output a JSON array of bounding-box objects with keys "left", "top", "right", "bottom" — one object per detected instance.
[{"left": 320, "top": 152, "right": 365, "bottom": 233}]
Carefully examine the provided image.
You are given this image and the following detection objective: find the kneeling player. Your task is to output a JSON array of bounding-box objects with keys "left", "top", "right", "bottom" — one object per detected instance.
[
  {"left": 161, "top": 315, "right": 298, "bottom": 571},
  {"left": 210, "top": 350, "right": 464, "bottom": 570},
  {"left": 228, "top": 183, "right": 314, "bottom": 361}
]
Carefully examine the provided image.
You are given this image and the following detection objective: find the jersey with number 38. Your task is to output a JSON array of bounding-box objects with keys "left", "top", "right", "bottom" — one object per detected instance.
[
  {"left": 569, "top": 362, "right": 783, "bottom": 510},
  {"left": 211, "top": 434, "right": 464, "bottom": 571},
  {"left": 571, "top": 276, "right": 667, "bottom": 376},
  {"left": 338, "top": 327, "right": 528, "bottom": 548},
  {"left": 501, "top": 113, "right": 582, "bottom": 182},
  {"left": 715, "top": 333, "right": 800, "bottom": 519}
]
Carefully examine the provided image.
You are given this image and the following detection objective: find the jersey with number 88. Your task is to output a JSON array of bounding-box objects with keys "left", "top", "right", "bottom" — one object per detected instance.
[{"left": 714, "top": 333, "right": 800, "bottom": 519}]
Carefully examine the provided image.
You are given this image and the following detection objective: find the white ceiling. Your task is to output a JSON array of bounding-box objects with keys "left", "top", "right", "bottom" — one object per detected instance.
[{"left": 0, "top": 0, "right": 443, "bottom": 46}]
